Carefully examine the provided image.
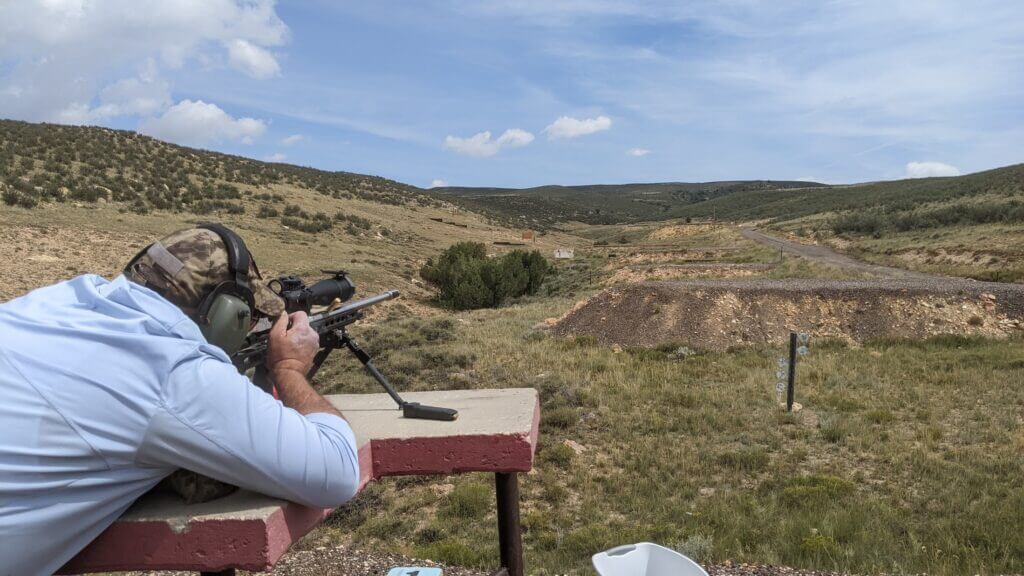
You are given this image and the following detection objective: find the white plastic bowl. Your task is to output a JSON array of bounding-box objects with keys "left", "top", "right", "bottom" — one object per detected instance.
[{"left": 592, "top": 542, "right": 708, "bottom": 576}]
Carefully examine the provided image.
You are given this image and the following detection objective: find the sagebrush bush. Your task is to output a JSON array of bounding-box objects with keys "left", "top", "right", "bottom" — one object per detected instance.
[
  {"left": 419, "top": 242, "right": 551, "bottom": 310},
  {"left": 2, "top": 189, "right": 39, "bottom": 208}
]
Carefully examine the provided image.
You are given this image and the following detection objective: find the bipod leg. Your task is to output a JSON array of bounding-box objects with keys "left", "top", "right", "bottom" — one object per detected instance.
[{"left": 338, "top": 331, "right": 458, "bottom": 421}]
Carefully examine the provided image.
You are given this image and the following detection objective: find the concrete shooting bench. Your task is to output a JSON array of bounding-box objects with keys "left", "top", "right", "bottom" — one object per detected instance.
[{"left": 61, "top": 388, "right": 540, "bottom": 576}]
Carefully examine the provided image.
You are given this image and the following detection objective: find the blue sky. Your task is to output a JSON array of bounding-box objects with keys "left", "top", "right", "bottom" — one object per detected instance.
[{"left": 2, "top": 1, "right": 1023, "bottom": 188}]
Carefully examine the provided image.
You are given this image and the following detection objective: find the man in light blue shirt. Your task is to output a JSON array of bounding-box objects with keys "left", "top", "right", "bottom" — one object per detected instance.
[{"left": 0, "top": 226, "right": 361, "bottom": 576}]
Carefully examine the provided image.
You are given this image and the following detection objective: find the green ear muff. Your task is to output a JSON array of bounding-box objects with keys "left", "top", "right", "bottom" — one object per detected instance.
[{"left": 198, "top": 293, "right": 252, "bottom": 355}]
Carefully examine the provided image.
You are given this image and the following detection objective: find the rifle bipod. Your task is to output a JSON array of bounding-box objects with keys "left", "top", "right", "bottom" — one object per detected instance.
[{"left": 322, "top": 330, "right": 458, "bottom": 421}]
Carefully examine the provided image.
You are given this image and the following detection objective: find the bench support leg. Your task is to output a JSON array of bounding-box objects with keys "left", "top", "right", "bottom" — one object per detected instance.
[{"left": 495, "top": 472, "right": 524, "bottom": 576}]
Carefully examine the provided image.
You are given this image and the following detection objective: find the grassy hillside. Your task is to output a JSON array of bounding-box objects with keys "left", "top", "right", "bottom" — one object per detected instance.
[
  {"left": 436, "top": 180, "right": 823, "bottom": 227},
  {"left": 438, "top": 164, "right": 1024, "bottom": 231},
  {"left": 0, "top": 119, "right": 445, "bottom": 219},
  {"left": 671, "top": 163, "right": 1024, "bottom": 225},
  {"left": 729, "top": 165, "right": 1024, "bottom": 283},
  {"left": 0, "top": 119, "right": 578, "bottom": 303}
]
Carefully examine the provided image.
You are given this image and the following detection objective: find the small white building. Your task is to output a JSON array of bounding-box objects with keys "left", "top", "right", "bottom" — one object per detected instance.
[{"left": 554, "top": 248, "right": 575, "bottom": 259}]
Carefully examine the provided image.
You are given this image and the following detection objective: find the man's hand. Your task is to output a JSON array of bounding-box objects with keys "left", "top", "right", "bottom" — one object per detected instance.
[
  {"left": 265, "top": 311, "right": 345, "bottom": 420},
  {"left": 267, "top": 311, "right": 320, "bottom": 378}
]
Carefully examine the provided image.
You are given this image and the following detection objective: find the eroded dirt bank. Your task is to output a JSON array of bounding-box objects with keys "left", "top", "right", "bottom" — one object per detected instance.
[{"left": 553, "top": 279, "right": 1024, "bottom": 349}]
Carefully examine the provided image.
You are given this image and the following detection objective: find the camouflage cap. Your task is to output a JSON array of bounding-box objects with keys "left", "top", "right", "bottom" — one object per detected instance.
[{"left": 124, "top": 227, "right": 285, "bottom": 318}]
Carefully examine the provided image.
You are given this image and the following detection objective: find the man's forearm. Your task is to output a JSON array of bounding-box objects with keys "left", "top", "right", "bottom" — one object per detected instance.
[{"left": 272, "top": 368, "right": 346, "bottom": 420}]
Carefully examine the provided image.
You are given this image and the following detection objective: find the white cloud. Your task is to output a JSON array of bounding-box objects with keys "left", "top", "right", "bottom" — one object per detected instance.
[
  {"left": 904, "top": 161, "right": 961, "bottom": 178},
  {"left": 543, "top": 115, "right": 612, "bottom": 140},
  {"left": 141, "top": 100, "right": 266, "bottom": 146},
  {"left": 430, "top": 179, "right": 449, "bottom": 188},
  {"left": 627, "top": 147, "right": 651, "bottom": 157},
  {"left": 444, "top": 128, "right": 534, "bottom": 157},
  {"left": 226, "top": 39, "right": 281, "bottom": 79},
  {"left": 54, "top": 74, "right": 173, "bottom": 124},
  {"left": 266, "top": 152, "right": 286, "bottom": 162},
  {"left": 281, "top": 134, "right": 304, "bottom": 146},
  {"left": 0, "top": 1, "right": 288, "bottom": 123}
]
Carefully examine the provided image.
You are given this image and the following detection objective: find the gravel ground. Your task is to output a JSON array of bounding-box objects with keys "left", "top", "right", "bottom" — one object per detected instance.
[
  {"left": 707, "top": 562, "right": 846, "bottom": 576},
  {"left": 126, "top": 542, "right": 487, "bottom": 576},
  {"left": 738, "top": 227, "right": 935, "bottom": 280},
  {"left": 126, "top": 547, "right": 854, "bottom": 576},
  {"left": 245, "top": 543, "right": 486, "bottom": 576}
]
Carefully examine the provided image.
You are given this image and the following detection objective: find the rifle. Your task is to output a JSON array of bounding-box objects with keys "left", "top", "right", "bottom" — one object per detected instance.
[{"left": 231, "top": 271, "right": 458, "bottom": 421}]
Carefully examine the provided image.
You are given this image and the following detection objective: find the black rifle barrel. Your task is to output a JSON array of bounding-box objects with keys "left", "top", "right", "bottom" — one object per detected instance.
[{"left": 308, "top": 290, "right": 400, "bottom": 331}]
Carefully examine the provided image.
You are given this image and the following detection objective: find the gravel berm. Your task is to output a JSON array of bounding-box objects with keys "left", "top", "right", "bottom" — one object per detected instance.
[{"left": 552, "top": 278, "right": 1024, "bottom": 349}]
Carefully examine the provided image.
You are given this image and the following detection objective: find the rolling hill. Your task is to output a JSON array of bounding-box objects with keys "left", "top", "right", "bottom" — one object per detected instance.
[
  {"left": 0, "top": 119, "right": 440, "bottom": 216},
  {"left": 669, "top": 163, "right": 1024, "bottom": 227},
  {"left": 436, "top": 180, "right": 824, "bottom": 227},
  {"left": 435, "top": 164, "right": 1024, "bottom": 234}
]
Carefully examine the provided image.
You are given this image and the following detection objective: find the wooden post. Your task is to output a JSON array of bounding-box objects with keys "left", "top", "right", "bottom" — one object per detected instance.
[
  {"left": 495, "top": 472, "right": 524, "bottom": 576},
  {"left": 787, "top": 332, "right": 797, "bottom": 412}
]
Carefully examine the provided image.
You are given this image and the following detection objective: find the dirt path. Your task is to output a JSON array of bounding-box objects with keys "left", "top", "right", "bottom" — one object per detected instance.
[{"left": 739, "top": 227, "right": 937, "bottom": 280}]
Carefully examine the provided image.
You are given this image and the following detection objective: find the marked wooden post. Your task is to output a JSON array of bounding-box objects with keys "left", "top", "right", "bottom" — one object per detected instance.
[{"left": 787, "top": 331, "right": 797, "bottom": 412}]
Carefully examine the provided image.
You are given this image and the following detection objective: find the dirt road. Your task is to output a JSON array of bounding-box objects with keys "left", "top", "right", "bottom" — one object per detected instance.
[{"left": 739, "top": 227, "right": 937, "bottom": 280}]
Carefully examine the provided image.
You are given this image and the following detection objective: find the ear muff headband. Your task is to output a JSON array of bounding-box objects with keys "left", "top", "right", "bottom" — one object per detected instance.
[
  {"left": 200, "top": 223, "right": 251, "bottom": 294},
  {"left": 197, "top": 223, "right": 256, "bottom": 317}
]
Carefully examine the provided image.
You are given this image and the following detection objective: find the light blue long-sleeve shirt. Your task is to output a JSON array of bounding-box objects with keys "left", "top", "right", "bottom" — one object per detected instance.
[{"left": 0, "top": 274, "right": 360, "bottom": 576}]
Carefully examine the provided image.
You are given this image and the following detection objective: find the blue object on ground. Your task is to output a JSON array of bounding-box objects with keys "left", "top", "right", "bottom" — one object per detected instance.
[
  {"left": 592, "top": 542, "right": 708, "bottom": 576},
  {"left": 386, "top": 568, "right": 443, "bottom": 576}
]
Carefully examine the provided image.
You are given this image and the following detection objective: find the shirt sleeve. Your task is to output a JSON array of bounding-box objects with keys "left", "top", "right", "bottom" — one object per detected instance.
[{"left": 137, "top": 349, "right": 361, "bottom": 508}]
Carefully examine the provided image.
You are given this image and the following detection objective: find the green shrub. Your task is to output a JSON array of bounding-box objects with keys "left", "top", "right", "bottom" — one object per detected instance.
[
  {"left": 69, "top": 185, "right": 104, "bottom": 202},
  {"left": 541, "top": 443, "right": 576, "bottom": 468},
  {"left": 189, "top": 199, "right": 244, "bottom": 215},
  {"left": 541, "top": 406, "right": 578, "bottom": 430},
  {"left": 412, "top": 525, "right": 445, "bottom": 545},
  {"left": 281, "top": 213, "right": 332, "bottom": 233},
  {"left": 2, "top": 189, "right": 39, "bottom": 208},
  {"left": 714, "top": 446, "right": 769, "bottom": 471},
  {"left": 673, "top": 533, "right": 714, "bottom": 562},
  {"left": 819, "top": 415, "right": 849, "bottom": 443},
  {"left": 779, "top": 475, "right": 855, "bottom": 508},
  {"left": 831, "top": 210, "right": 885, "bottom": 236},
  {"left": 257, "top": 205, "right": 279, "bottom": 218},
  {"left": 800, "top": 533, "right": 841, "bottom": 559},
  {"left": 419, "top": 242, "right": 551, "bottom": 310}
]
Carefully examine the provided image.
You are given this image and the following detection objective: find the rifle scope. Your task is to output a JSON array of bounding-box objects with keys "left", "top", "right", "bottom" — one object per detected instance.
[{"left": 271, "top": 270, "right": 356, "bottom": 313}]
